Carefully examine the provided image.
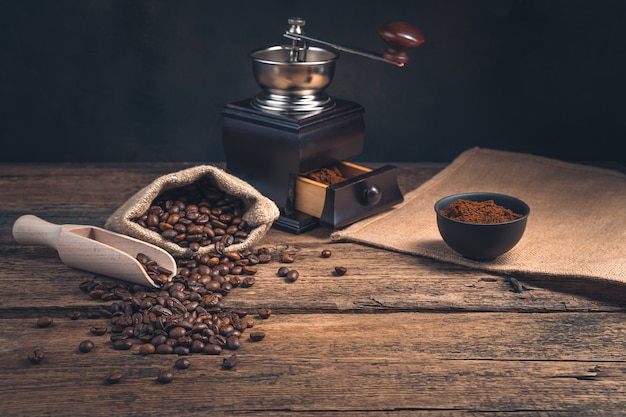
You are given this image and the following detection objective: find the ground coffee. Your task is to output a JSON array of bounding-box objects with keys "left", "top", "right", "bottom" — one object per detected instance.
[
  {"left": 440, "top": 199, "right": 523, "bottom": 224},
  {"left": 307, "top": 166, "right": 345, "bottom": 185}
]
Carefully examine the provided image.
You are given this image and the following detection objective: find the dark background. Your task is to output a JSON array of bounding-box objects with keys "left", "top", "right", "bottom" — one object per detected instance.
[{"left": 2, "top": 0, "right": 625, "bottom": 165}]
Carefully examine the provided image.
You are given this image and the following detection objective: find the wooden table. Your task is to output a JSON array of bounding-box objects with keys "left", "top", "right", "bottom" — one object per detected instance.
[{"left": 2, "top": 162, "right": 626, "bottom": 416}]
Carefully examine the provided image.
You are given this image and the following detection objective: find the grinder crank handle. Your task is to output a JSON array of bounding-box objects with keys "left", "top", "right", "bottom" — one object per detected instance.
[
  {"left": 283, "top": 19, "right": 424, "bottom": 67},
  {"left": 12, "top": 214, "right": 62, "bottom": 250},
  {"left": 378, "top": 22, "right": 425, "bottom": 65}
]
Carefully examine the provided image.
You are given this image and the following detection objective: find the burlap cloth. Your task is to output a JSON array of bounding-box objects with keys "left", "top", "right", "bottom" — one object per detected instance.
[
  {"left": 105, "top": 165, "right": 280, "bottom": 258},
  {"left": 331, "top": 147, "right": 626, "bottom": 284}
]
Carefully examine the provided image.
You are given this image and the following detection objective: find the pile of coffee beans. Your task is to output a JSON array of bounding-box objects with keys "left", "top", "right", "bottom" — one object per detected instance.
[
  {"left": 136, "top": 253, "right": 173, "bottom": 287},
  {"left": 134, "top": 177, "right": 252, "bottom": 252},
  {"left": 29, "top": 244, "right": 344, "bottom": 384},
  {"left": 78, "top": 247, "right": 275, "bottom": 361}
]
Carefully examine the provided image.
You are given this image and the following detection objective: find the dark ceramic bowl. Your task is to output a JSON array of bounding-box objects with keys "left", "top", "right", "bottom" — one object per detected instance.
[{"left": 434, "top": 192, "right": 530, "bottom": 261}]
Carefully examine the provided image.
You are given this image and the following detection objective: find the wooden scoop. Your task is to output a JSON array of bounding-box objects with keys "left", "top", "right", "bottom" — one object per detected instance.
[{"left": 12, "top": 215, "right": 177, "bottom": 288}]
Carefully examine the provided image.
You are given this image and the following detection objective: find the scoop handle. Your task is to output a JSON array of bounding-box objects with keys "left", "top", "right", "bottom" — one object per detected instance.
[{"left": 12, "top": 215, "right": 62, "bottom": 250}]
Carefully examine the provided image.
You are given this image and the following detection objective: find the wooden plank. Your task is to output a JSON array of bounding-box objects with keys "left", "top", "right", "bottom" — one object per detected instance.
[
  {"left": 1, "top": 313, "right": 625, "bottom": 415},
  {"left": 2, "top": 226, "right": 626, "bottom": 317}
]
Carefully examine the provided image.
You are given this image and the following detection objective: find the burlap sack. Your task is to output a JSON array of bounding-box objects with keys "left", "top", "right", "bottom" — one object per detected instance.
[
  {"left": 331, "top": 147, "right": 626, "bottom": 285},
  {"left": 105, "top": 165, "right": 280, "bottom": 258}
]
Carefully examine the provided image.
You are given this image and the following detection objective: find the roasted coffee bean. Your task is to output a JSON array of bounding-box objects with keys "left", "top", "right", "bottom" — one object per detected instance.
[
  {"left": 173, "top": 346, "right": 190, "bottom": 355},
  {"left": 222, "top": 353, "right": 238, "bottom": 369},
  {"left": 249, "top": 331, "right": 265, "bottom": 342},
  {"left": 168, "top": 326, "right": 187, "bottom": 339},
  {"left": 90, "top": 326, "right": 108, "bottom": 336},
  {"left": 106, "top": 371, "right": 124, "bottom": 384},
  {"left": 36, "top": 315, "right": 54, "bottom": 328},
  {"left": 27, "top": 348, "right": 45, "bottom": 364},
  {"left": 334, "top": 266, "right": 348, "bottom": 276},
  {"left": 79, "top": 340, "right": 95, "bottom": 353},
  {"left": 139, "top": 343, "right": 156, "bottom": 355},
  {"left": 112, "top": 339, "right": 133, "bottom": 350},
  {"left": 240, "top": 276, "right": 255, "bottom": 288},
  {"left": 157, "top": 370, "right": 174, "bottom": 384},
  {"left": 156, "top": 344, "right": 174, "bottom": 354},
  {"left": 175, "top": 358, "right": 191, "bottom": 369},
  {"left": 226, "top": 335, "right": 240, "bottom": 350},
  {"left": 202, "top": 344, "right": 222, "bottom": 355},
  {"left": 285, "top": 270, "right": 299, "bottom": 283},
  {"left": 257, "top": 308, "right": 271, "bottom": 319},
  {"left": 277, "top": 266, "right": 289, "bottom": 277},
  {"left": 68, "top": 310, "right": 81, "bottom": 320},
  {"left": 257, "top": 253, "right": 272, "bottom": 263},
  {"left": 280, "top": 253, "right": 295, "bottom": 263},
  {"left": 321, "top": 249, "right": 332, "bottom": 258}
]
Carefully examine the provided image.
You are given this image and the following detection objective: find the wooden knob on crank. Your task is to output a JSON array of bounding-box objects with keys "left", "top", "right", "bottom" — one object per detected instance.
[{"left": 378, "top": 22, "right": 424, "bottom": 65}]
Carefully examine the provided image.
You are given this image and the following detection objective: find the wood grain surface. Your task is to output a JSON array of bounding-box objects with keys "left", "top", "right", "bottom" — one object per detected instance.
[{"left": 1, "top": 162, "right": 625, "bottom": 416}]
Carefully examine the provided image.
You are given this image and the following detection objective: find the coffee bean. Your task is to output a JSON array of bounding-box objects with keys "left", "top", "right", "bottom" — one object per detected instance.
[
  {"left": 79, "top": 340, "right": 95, "bottom": 353},
  {"left": 68, "top": 310, "right": 81, "bottom": 320},
  {"left": 157, "top": 370, "right": 174, "bottom": 384},
  {"left": 112, "top": 339, "right": 133, "bottom": 350},
  {"left": 277, "top": 267, "right": 289, "bottom": 277},
  {"left": 222, "top": 353, "right": 238, "bottom": 369},
  {"left": 156, "top": 344, "right": 174, "bottom": 354},
  {"left": 202, "top": 344, "right": 222, "bottom": 355},
  {"left": 240, "top": 276, "right": 255, "bottom": 288},
  {"left": 138, "top": 343, "right": 156, "bottom": 355},
  {"left": 175, "top": 358, "right": 191, "bottom": 369},
  {"left": 334, "top": 266, "right": 348, "bottom": 276},
  {"left": 27, "top": 348, "right": 45, "bottom": 364},
  {"left": 36, "top": 315, "right": 53, "bottom": 328},
  {"left": 106, "top": 371, "right": 124, "bottom": 384},
  {"left": 257, "top": 308, "right": 271, "bottom": 319},
  {"left": 249, "top": 331, "right": 265, "bottom": 342},
  {"left": 321, "top": 249, "right": 332, "bottom": 258},
  {"left": 285, "top": 270, "right": 299, "bottom": 283},
  {"left": 226, "top": 335, "right": 240, "bottom": 350},
  {"left": 90, "top": 326, "right": 108, "bottom": 336},
  {"left": 280, "top": 253, "right": 295, "bottom": 263}
]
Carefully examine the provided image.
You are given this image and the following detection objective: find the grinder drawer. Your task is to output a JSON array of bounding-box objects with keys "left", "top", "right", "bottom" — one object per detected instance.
[{"left": 295, "top": 161, "right": 404, "bottom": 229}]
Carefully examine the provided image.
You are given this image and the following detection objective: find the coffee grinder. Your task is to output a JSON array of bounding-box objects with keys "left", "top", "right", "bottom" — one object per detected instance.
[{"left": 222, "top": 17, "right": 424, "bottom": 233}]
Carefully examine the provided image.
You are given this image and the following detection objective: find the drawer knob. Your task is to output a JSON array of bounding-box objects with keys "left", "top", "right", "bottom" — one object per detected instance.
[{"left": 363, "top": 185, "right": 382, "bottom": 205}]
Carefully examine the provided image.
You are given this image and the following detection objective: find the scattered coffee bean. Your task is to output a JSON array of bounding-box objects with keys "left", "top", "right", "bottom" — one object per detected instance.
[
  {"left": 106, "top": 371, "right": 124, "bottom": 384},
  {"left": 334, "top": 266, "right": 348, "bottom": 276},
  {"left": 67, "top": 310, "right": 81, "bottom": 320},
  {"left": 285, "top": 270, "right": 299, "bottom": 283},
  {"left": 321, "top": 249, "right": 332, "bottom": 258},
  {"left": 280, "top": 253, "right": 294, "bottom": 263},
  {"left": 257, "top": 308, "right": 271, "bottom": 319},
  {"left": 79, "top": 340, "right": 95, "bottom": 353},
  {"left": 277, "top": 266, "right": 289, "bottom": 277},
  {"left": 222, "top": 353, "right": 238, "bottom": 369},
  {"left": 36, "top": 315, "right": 53, "bottom": 328},
  {"left": 157, "top": 370, "right": 174, "bottom": 384},
  {"left": 27, "top": 348, "right": 45, "bottom": 364},
  {"left": 90, "top": 326, "right": 108, "bottom": 336},
  {"left": 249, "top": 331, "right": 265, "bottom": 342},
  {"left": 175, "top": 358, "right": 191, "bottom": 370}
]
